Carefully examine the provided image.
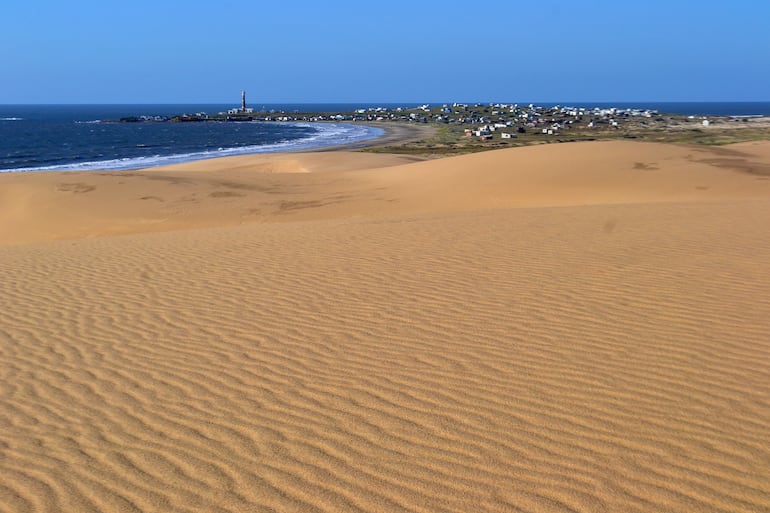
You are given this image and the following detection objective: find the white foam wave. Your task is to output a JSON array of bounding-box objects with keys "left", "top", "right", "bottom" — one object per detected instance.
[
  {"left": 0, "top": 117, "right": 23, "bottom": 121},
  {"left": 1, "top": 123, "right": 384, "bottom": 173}
]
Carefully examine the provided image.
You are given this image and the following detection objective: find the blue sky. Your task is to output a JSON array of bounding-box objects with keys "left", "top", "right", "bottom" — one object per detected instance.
[{"left": 2, "top": 1, "right": 768, "bottom": 103}]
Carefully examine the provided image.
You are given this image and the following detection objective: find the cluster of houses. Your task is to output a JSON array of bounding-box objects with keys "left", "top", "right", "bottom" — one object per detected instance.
[
  {"left": 303, "top": 102, "right": 671, "bottom": 141},
  {"left": 465, "top": 123, "right": 518, "bottom": 140},
  {"left": 451, "top": 103, "right": 665, "bottom": 140},
  {"left": 122, "top": 98, "right": 723, "bottom": 140}
]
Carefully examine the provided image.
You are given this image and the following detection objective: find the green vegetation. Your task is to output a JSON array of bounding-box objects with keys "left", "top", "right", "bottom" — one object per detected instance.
[{"left": 361, "top": 120, "right": 770, "bottom": 159}]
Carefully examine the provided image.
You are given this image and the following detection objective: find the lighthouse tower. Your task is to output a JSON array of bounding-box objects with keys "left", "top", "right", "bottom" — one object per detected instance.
[{"left": 241, "top": 90, "right": 246, "bottom": 113}]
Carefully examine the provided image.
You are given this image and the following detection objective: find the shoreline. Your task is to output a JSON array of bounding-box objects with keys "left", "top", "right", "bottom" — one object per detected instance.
[
  {"left": 0, "top": 121, "right": 436, "bottom": 174},
  {"left": 306, "top": 122, "right": 437, "bottom": 152},
  {"left": 5, "top": 100, "right": 770, "bottom": 173}
]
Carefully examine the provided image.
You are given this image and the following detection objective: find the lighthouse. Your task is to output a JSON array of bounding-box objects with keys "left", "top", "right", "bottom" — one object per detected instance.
[{"left": 228, "top": 90, "right": 253, "bottom": 115}]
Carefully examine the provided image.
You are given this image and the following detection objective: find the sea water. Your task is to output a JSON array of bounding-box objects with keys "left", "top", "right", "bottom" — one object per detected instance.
[{"left": 0, "top": 105, "right": 386, "bottom": 173}]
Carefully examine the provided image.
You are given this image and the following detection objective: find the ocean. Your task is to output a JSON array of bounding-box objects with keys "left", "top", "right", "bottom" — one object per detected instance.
[
  {"left": 0, "top": 104, "right": 386, "bottom": 173},
  {"left": 2, "top": 102, "right": 769, "bottom": 173}
]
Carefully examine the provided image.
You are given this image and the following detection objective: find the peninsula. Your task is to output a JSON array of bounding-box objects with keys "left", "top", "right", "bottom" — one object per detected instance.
[{"left": 116, "top": 97, "right": 770, "bottom": 157}]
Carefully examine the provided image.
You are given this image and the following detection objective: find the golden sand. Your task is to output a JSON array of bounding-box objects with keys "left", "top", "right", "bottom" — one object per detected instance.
[{"left": 1, "top": 140, "right": 769, "bottom": 512}]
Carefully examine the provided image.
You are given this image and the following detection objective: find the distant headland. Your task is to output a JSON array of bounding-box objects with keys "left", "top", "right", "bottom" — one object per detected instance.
[{"left": 111, "top": 92, "right": 770, "bottom": 156}]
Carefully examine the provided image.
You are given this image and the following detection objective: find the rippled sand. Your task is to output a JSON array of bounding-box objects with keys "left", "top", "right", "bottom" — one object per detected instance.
[{"left": 1, "top": 141, "right": 769, "bottom": 512}]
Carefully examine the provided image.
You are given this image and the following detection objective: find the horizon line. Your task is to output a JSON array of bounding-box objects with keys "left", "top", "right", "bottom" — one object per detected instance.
[{"left": 3, "top": 100, "right": 770, "bottom": 106}]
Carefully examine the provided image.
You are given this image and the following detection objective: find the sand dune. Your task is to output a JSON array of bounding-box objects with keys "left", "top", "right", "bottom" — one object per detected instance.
[
  {"left": 2, "top": 140, "right": 770, "bottom": 247},
  {"left": 1, "top": 140, "right": 769, "bottom": 512}
]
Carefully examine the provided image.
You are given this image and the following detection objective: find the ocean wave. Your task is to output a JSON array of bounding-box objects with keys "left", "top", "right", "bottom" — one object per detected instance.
[
  {"left": 0, "top": 117, "right": 23, "bottom": 121},
  {"left": 1, "top": 123, "right": 384, "bottom": 173}
]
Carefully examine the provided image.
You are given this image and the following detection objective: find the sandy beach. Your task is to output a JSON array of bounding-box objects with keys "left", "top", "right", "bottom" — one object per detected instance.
[{"left": 1, "top": 140, "right": 770, "bottom": 512}]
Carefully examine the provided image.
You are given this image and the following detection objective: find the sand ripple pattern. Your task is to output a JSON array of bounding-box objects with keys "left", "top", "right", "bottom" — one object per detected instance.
[{"left": 1, "top": 201, "right": 770, "bottom": 512}]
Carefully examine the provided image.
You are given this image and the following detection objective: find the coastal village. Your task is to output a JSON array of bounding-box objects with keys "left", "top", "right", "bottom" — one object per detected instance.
[{"left": 119, "top": 91, "right": 770, "bottom": 154}]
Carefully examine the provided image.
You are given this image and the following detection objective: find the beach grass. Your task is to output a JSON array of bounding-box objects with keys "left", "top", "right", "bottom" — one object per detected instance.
[{"left": 360, "top": 120, "right": 770, "bottom": 157}]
